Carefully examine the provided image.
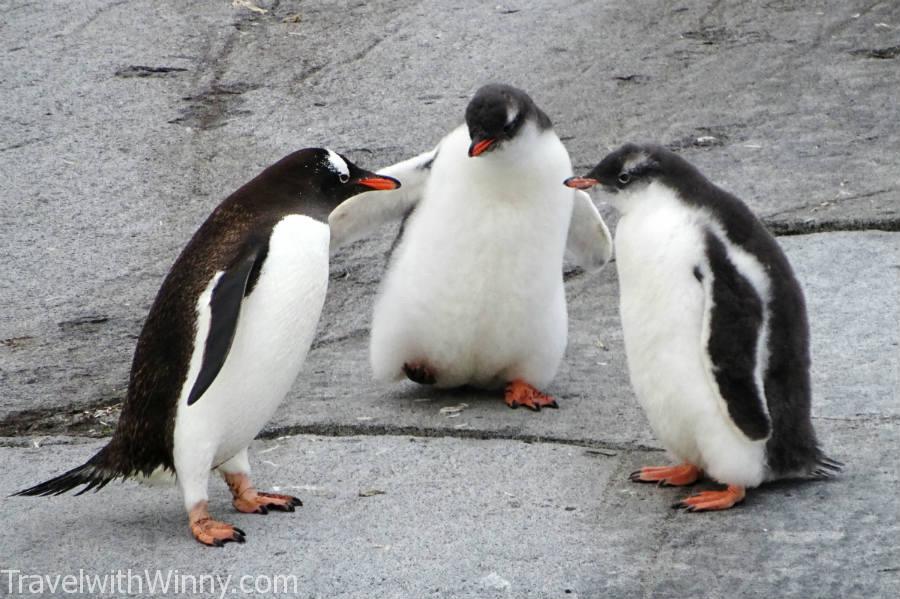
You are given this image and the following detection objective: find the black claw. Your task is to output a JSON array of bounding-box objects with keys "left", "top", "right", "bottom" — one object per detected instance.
[
  {"left": 290, "top": 497, "right": 303, "bottom": 506},
  {"left": 820, "top": 457, "right": 844, "bottom": 470},
  {"left": 546, "top": 401, "right": 559, "bottom": 409},
  {"left": 233, "top": 526, "right": 246, "bottom": 536},
  {"left": 630, "top": 472, "right": 654, "bottom": 484},
  {"left": 212, "top": 538, "right": 225, "bottom": 547},
  {"left": 671, "top": 501, "right": 687, "bottom": 510},
  {"left": 233, "top": 533, "right": 246, "bottom": 544},
  {"left": 257, "top": 505, "right": 269, "bottom": 515}
]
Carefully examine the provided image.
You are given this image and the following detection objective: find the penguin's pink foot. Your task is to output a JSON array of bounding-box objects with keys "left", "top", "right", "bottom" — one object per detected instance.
[
  {"left": 403, "top": 361, "right": 437, "bottom": 385},
  {"left": 224, "top": 472, "right": 302, "bottom": 515},
  {"left": 630, "top": 463, "right": 701, "bottom": 486},
  {"left": 188, "top": 501, "right": 246, "bottom": 547},
  {"left": 675, "top": 485, "right": 746, "bottom": 512},
  {"left": 504, "top": 380, "right": 558, "bottom": 411}
]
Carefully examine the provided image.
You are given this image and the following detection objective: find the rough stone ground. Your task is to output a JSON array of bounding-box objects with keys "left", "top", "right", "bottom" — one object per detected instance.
[{"left": 1, "top": 1, "right": 898, "bottom": 598}]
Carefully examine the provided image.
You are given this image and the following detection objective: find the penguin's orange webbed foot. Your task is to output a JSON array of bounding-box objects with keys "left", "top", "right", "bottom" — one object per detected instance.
[
  {"left": 630, "top": 463, "right": 701, "bottom": 486},
  {"left": 225, "top": 472, "right": 301, "bottom": 515},
  {"left": 188, "top": 501, "right": 245, "bottom": 547},
  {"left": 674, "top": 485, "right": 746, "bottom": 512},
  {"left": 190, "top": 517, "right": 246, "bottom": 547},
  {"left": 403, "top": 361, "right": 437, "bottom": 385},
  {"left": 504, "top": 380, "right": 558, "bottom": 411},
  {"left": 233, "top": 491, "right": 302, "bottom": 515}
]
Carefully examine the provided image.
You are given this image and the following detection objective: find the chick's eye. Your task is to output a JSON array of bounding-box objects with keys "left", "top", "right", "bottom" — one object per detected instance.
[
  {"left": 339, "top": 173, "right": 349, "bottom": 183},
  {"left": 618, "top": 172, "right": 631, "bottom": 185}
]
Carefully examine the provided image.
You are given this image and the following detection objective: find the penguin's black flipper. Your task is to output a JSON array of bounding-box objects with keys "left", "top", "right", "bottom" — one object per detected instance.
[
  {"left": 700, "top": 231, "right": 772, "bottom": 441},
  {"left": 187, "top": 235, "right": 270, "bottom": 406}
]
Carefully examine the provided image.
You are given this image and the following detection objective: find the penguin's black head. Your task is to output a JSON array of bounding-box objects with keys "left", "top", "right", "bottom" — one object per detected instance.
[
  {"left": 308, "top": 148, "right": 400, "bottom": 197},
  {"left": 271, "top": 148, "right": 400, "bottom": 201},
  {"left": 464, "top": 83, "right": 552, "bottom": 157},
  {"left": 564, "top": 144, "right": 665, "bottom": 194},
  {"left": 248, "top": 148, "right": 400, "bottom": 223}
]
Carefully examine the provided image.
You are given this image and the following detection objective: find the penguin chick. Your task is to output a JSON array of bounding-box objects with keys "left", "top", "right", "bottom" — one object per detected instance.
[
  {"left": 329, "top": 83, "right": 613, "bottom": 411},
  {"left": 565, "top": 144, "right": 841, "bottom": 511},
  {"left": 15, "top": 149, "right": 399, "bottom": 545}
]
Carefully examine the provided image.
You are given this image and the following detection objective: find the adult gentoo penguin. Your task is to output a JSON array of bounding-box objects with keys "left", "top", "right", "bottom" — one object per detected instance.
[
  {"left": 15, "top": 148, "right": 399, "bottom": 544},
  {"left": 329, "top": 83, "right": 613, "bottom": 410},
  {"left": 565, "top": 144, "right": 840, "bottom": 510}
]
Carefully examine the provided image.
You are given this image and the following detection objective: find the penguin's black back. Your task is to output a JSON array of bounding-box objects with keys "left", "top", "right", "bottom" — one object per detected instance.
[
  {"left": 112, "top": 150, "right": 353, "bottom": 473},
  {"left": 651, "top": 147, "right": 832, "bottom": 476},
  {"left": 16, "top": 150, "right": 351, "bottom": 495}
]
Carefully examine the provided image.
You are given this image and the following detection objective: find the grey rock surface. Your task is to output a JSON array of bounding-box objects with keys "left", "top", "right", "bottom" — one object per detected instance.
[
  {"left": 4, "top": 427, "right": 898, "bottom": 599},
  {"left": 1, "top": 0, "right": 899, "bottom": 597}
]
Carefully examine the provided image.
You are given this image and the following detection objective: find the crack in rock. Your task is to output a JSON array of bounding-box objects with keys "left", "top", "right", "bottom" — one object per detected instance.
[
  {"left": 612, "top": 74, "right": 651, "bottom": 84},
  {"left": 0, "top": 398, "right": 123, "bottom": 438},
  {"left": 114, "top": 65, "right": 189, "bottom": 78},
  {"left": 850, "top": 46, "right": 900, "bottom": 59},
  {"left": 58, "top": 314, "right": 110, "bottom": 331},
  {"left": 765, "top": 217, "right": 900, "bottom": 236},
  {"left": 682, "top": 26, "right": 772, "bottom": 47}
]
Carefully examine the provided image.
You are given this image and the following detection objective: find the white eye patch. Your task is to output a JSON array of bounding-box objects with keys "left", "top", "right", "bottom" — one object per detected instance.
[
  {"left": 505, "top": 106, "right": 518, "bottom": 126},
  {"left": 324, "top": 149, "right": 350, "bottom": 180},
  {"left": 623, "top": 151, "right": 650, "bottom": 173}
]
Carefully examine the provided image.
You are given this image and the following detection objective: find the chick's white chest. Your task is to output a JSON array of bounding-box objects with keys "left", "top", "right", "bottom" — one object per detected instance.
[
  {"left": 614, "top": 186, "right": 712, "bottom": 463},
  {"left": 370, "top": 125, "right": 574, "bottom": 388}
]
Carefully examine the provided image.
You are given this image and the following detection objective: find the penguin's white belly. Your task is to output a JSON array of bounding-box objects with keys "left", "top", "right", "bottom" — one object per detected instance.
[
  {"left": 615, "top": 189, "right": 765, "bottom": 486},
  {"left": 370, "top": 128, "right": 572, "bottom": 389},
  {"left": 174, "top": 215, "right": 329, "bottom": 468}
]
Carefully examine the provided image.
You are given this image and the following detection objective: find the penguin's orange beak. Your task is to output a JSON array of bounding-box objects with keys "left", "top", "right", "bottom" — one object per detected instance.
[
  {"left": 468, "top": 138, "right": 495, "bottom": 157},
  {"left": 357, "top": 175, "right": 401, "bottom": 190},
  {"left": 563, "top": 176, "right": 600, "bottom": 190}
]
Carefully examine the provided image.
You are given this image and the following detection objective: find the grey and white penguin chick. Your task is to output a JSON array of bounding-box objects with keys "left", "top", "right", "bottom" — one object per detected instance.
[
  {"left": 330, "top": 83, "right": 613, "bottom": 411},
  {"left": 15, "top": 149, "right": 399, "bottom": 545},
  {"left": 566, "top": 144, "right": 840, "bottom": 511}
]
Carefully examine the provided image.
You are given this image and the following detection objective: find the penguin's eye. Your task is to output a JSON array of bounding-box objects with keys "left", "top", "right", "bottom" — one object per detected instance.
[
  {"left": 618, "top": 172, "right": 631, "bottom": 185},
  {"left": 339, "top": 173, "right": 349, "bottom": 184}
]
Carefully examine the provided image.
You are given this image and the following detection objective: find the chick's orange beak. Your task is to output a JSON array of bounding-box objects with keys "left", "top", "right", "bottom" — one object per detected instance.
[
  {"left": 468, "top": 138, "right": 495, "bottom": 157},
  {"left": 563, "top": 176, "right": 600, "bottom": 190}
]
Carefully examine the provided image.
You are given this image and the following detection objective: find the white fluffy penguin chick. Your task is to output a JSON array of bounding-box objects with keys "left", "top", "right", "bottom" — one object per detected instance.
[
  {"left": 566, "top": 144, "right": 841, "bottom": 511},
  {"left": 330, "top": 83, "right": 613, "bottom": 410},
  {"left": 15, "top": 149, "right": 400, "bottom": 545}
]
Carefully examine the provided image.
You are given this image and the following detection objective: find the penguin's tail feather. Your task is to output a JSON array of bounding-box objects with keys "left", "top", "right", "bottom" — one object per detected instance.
[
  {"left": 11, "top": 449, "right": 121, "bottom": 497},
  {"left": 809, "top": 454, "right": 844, "bottom": 480}
]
